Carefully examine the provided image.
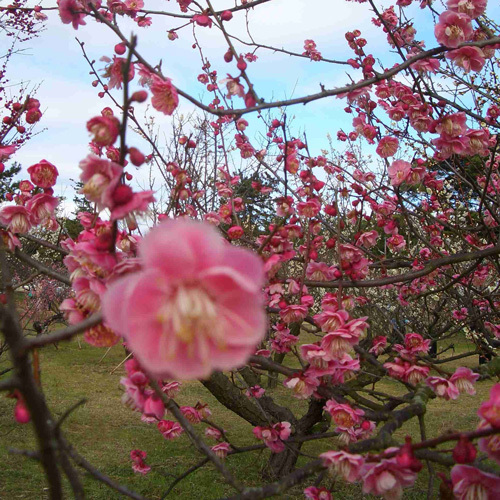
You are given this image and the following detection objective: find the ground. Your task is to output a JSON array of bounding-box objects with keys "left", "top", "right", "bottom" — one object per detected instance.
[{"left": 0, "top": 335, "right": 496, "bottom": 499}]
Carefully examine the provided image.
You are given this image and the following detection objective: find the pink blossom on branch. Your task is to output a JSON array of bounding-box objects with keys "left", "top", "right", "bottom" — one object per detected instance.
[
  {"left": 320, "top": 450, "right": 364, "bottom": 482},
  {"left": 360, "top": 457, "right": 417, "bottom": 499},
  {"left": 450, "top": 464, "right": 500, "bottom": 499},
  {"left": 446, "top": 46, "right": 486, "bottom": 73},
  {"left": 447, "top": 0, "right": 487, "bottom": 19},
  {"left": 150, "top": 76, "right": 179, "bottom": 115},
  {"left": 425, "top": 376, "right": 459, "bottom": 400},
  {"left": 434, "top": 11, "right": 473, "bottom": 48},
  {"left": 27, "top": 159, "right": 59, "bottom": 189},
  {"left": 102, "top": 219, "right": 266, "bottom": 380},
  {"left": 388, "top": 160, "right": 411, "bottom": 186},
  {"left": 57, "top": 0, "right": 88, "bottom": 30}
]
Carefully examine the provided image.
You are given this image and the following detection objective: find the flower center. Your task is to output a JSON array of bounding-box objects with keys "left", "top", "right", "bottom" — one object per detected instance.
[
  {"left": 334, "top": 411, "right": 354, "bottom": 428},
  {"left": 158, "top": 286, "right": 220, "bottom": 350},
  {"left": 465, "top": 484, "right": 488, "bottom": 500},
  {"left": 445, "top": 25, "right": 464, "bottom": 41}
]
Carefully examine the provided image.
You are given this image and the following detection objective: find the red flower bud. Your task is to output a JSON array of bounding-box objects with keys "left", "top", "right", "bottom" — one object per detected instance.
[
  {"left": 112, "top": 184, "right": 134, "bottom": 205},
  {"left": 131, "top": 90, "right": 148, "bottom": 103},
  {"left": 237, "top": 57, "right": 247, "bottom": 71},
  {"left": 395, "top": 437, "right": 423, "bottom": 472},
  {"left": 452, "top": 435, "right": 477, "bottom": 464},
  {"left": 220, "top": 10, "right": 232, "bottom": 21},
  {"left": 14, "top": 400, "right": 30, "bottom": 424},
  {"left": 114, "top": 43, "right": 126, "bottom": 55},
  {"left": 128, "top": 147, "right": 146, "bottom": 167},
  {"left": 326, "top": 238, "right": 336, "bottom": 249}
]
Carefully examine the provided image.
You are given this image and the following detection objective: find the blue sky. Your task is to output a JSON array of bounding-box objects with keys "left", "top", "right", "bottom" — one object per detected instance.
[{"left": 5, "top": 0, "right": 500, "bottom": 214}]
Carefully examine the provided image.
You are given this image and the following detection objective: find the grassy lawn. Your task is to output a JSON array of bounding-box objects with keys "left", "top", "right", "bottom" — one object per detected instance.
[{"left": 0, "top": 336, "right": 496, "bottom": 499}]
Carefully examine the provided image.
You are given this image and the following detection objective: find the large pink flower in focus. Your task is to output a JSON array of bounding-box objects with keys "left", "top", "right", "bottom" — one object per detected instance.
[
  {"left": 434, "top": 11, "right": 473, "bottom": 48},
  {"left": 102, "top": 219, "right": 266, "bottom": 379}
]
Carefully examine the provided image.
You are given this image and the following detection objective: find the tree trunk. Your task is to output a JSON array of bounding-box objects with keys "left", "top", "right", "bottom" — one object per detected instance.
[{"left": 263, "top": 442, "right": 302, "bottom": 480}]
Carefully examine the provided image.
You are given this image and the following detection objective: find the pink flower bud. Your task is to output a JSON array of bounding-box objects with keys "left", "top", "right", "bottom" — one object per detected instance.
[
  {"left": 453, "top": 436, "right": 477, "bottom": 464},
  {"left": 143, "top": 395, "right": 165, "bottom": 420},
  {"left": 114, "top": 43, "right": 127, "bottom": 55},
  {"left": 112, "top": 185, "right": 134, "bottom": 205},
  {"left": 14, "top": 400, "right": 30, "bottom": 424},
  {"left": 129, "top": 147, "right": 146, "bottom": 166},
  {"left": 131, "top": 90, "right": 148, "bottom": 103},
  {"left": 220, "top": 10, "right": 232, "bottom": 21},
  {"left": 237, "top": 57, "right": 247, "bottom": 71}
]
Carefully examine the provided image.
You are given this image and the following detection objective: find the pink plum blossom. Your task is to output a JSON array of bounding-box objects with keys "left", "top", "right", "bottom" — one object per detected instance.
[
  {"left": 376, "top": 136, "right": 399, "bottom": 158},
  {"left": 361, "top": 458, "right": 417, "bottom": 499},
  {"left": 205, "top": 427, "right": 222, "bottom": 440},
  {"left": 388, "top": 160, "right": 411, "bottom": 186},
  {"left": 246, "top": 385, "right": 266, "bottom": 398},
  {"left": 0, "top": 144, "right": 16, "bottom": 161},
  {"left": 369, "top": 336, "right": 387, "bottom": 356},
  {"left": 26, "top": 194, "right": 59, "bottom": 225},
  {"left": 102, "top": 219, "right": 266, "bottom": 380},
  {"left": 478, "top": 383, "right": 500, "bottom": 428},
  {"left": 109, "top": 186, "right": 155, "bottom": 221},
  {"left": 425, "top": 376, "right": 459, "bottom": 400},
  {"left": 303, "top": 487, "right": 332, "bottom": 500},
  {"left": 211, "top": 442, "right": 231, "bottom": 459},
  {"left": 57, "top": 0, "right": 87, "bottom": 29},
  {"left": 356, "top": 230, "right": 379, "bottom": 248},
  {"left": 157, "top": 420, "right": 184, "bottom": 439},
  {"left": 314, "top": 309, "right": 349, "bottom": 332},
  {"left": 447, "top": 0, "right": 487, "bottom": 19},
  {"left": 143, "top": 394, "right": 165, "bottom": 420},
  {"left": 320, "top": 450, "right": 364, "bottom": 482},
  {"left": 27, "top": 160, "right": 58, "bottom": 188},
  {"left": 130, "top": 449, "right": 151, "bottom": 475},
  {"left": 306, "top": 261, "right": 336, "bottom": 281},
  {"left": 0, "top": 206, "right": 31, "bottom": 234},
  {"left": 434, "top": 11, "right": 473, "bottom": 48},
  {"left": 283, "top": 374, "right": 319, "bottom": 399},
  {"left": 324, "top": 401, "right": 364, "bottom": 430},
  {"left": 79, "top": 154, "right": 122, "bottom": 210},
  {"left": 253, "top": 422, "right": 291, "bottom": 453},
  {"left": 477, "top": 419, "right": 500, "bottom": 465},
  {"left": 450, "top": 464, "right": 500, "bottom": 499},
  {"left": 150, "top": 76, "right": 179, "bottom": 116},
  {"left": 449, "top": 367, "right": 480, "bottom": 395},
  {"left": 446, "top": 46, "right": 486, "bottom": 73},
  {"left": 101, "top": 56, "right": 135, "bottom": 89}
]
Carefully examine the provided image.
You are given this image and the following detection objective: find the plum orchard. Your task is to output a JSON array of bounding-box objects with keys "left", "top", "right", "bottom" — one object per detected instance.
[{"left": 0, "top": 0, "right": 500, "bottom": 498}]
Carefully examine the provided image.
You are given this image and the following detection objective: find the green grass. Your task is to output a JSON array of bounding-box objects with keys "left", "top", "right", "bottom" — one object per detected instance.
[{"left": 0, "top": 337, "right": 496, "bottom": 499}]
